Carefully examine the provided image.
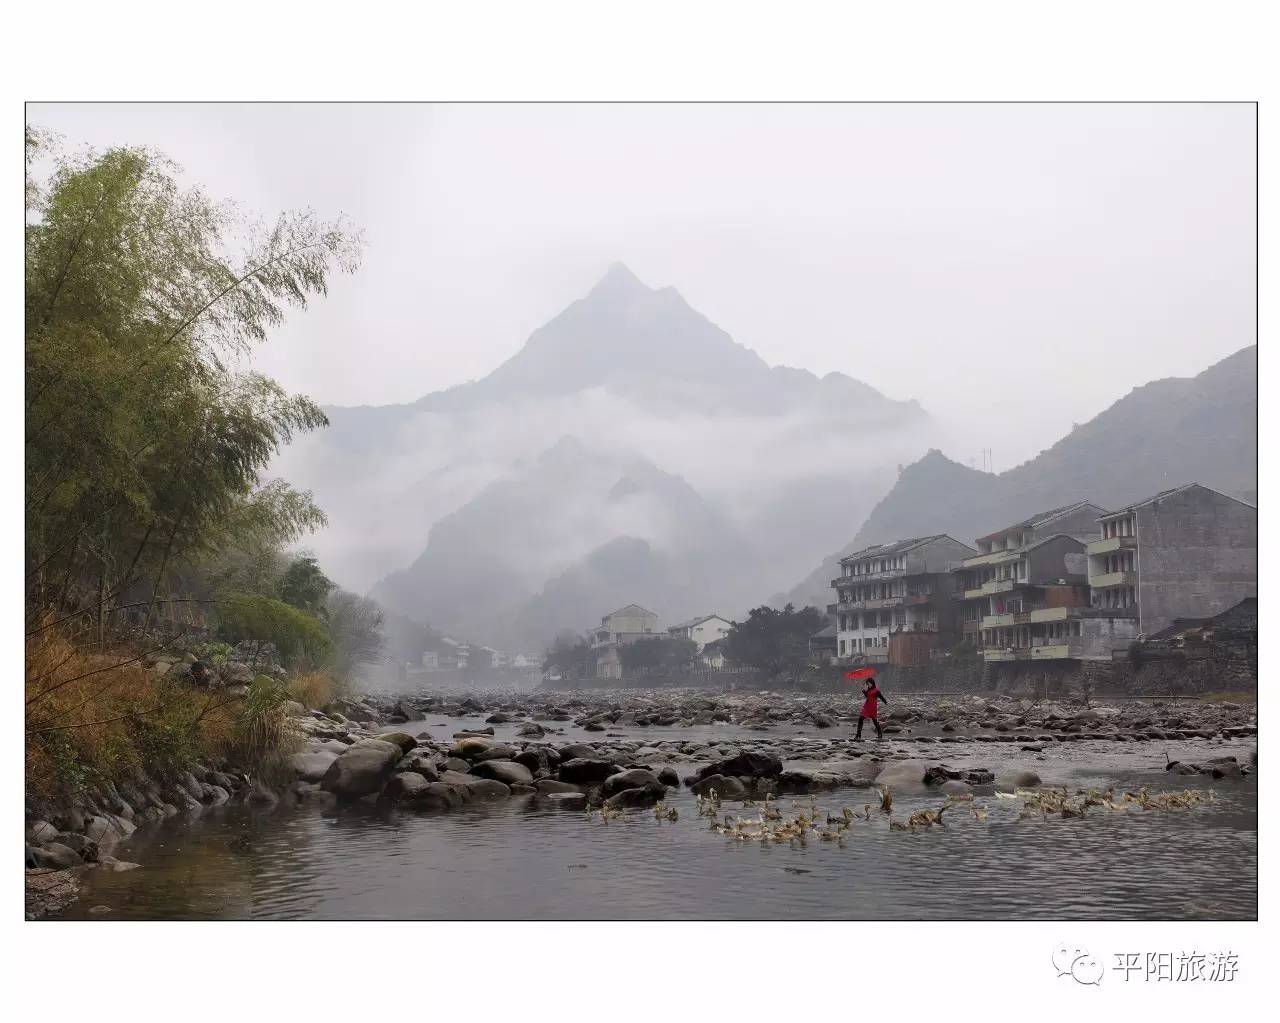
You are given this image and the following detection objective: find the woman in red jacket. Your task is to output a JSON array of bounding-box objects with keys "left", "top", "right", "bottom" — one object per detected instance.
[{"left": 856, "top": 677, "right": 888, "bottom": 740}]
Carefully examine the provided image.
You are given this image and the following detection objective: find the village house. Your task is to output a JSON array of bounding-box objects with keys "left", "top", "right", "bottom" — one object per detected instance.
[
  {"left": 1087, "top": 483, "right": 1257, "bottom": 638},
  {"left": 951, "top": 501, "right": 1106, "bottom": 650},
  {"left": 949, "top": 500, "right": 1139, "bottom": 665},
  {"left": 808, "top": 603, "right": 839, "bottom": 665},
  {"left": 589, "top": 604, "right": 663, "bottom": 678},
  {"left": 832, "top": 535, "right": 976, "bottom": 666},
  {"left": 667, "top": 613, "right": 733, "bottom": 666}
]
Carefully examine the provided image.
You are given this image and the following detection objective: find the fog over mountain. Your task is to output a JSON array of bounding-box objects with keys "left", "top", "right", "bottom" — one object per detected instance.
[
  {"left": 276, "top": 264, "right": 933, "bottom": 649},
  {"left": 778, "top": 345, "right": 1258, "bottom": 610}
]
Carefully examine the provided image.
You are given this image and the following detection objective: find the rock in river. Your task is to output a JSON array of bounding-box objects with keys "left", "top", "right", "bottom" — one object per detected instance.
[
  {"left": 558, "top": 758, "right": 620, "bottom": 784},
  {"left": 382, "top": 772, "right": 432, "bottom": 801},
  {"left": 602, "top": 768, "right": 662, "bottom": 797},
  {"left": 469, "top": 760, "right": 535, "bottom": 786},
  {"left": 292, "top": 751, "right": 339, "bottom": 783},
  {"left": 696, "top": 751, "right": 782, "bottom": 781},
  {"left": 604, "top": 781, "right": 667, "bottom": 808},
  {"left": 689, "top": 774, "right": 748, "bottom": 799},
  {"left": 322, "top": 738, "right": 403, "bottom": 798},
  {"left": 437, "top": 770, "right": 512, "bottom": 800}
]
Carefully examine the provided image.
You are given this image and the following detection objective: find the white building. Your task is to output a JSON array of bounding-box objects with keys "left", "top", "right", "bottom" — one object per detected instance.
[
  {"left": 833, "top": 535, "right": 975, "bottom": 664},
  {"left": 667, "top": 614, "right": 732, "bottom": 651},
  {"left": 590, "top": 604, "right": 663, "bottom": 678}
]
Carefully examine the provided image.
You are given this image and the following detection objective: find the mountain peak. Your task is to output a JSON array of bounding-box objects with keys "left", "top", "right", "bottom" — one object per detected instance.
[{"left": 587, "top": 261, "right": 650, "bottom": 300}]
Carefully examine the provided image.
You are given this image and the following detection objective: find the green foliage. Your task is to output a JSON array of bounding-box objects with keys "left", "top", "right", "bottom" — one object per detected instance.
[
  {"left": 192, "top": 640, "right": 234, "bottom": 664},
  {"left": 232, "top": 674, "right": 297, "bottom": 772},
  {"left": 324, "top": 589, "right": 386, "bottom": 682},
  {"left": 279, "top": 555, "right": 334, "bottom": 616},
  {"left": 217, "top": 592, "right": 331, "bottom": 667},
  {"left": 619, "top": 635, "right": 698, "bottom": 674},
  {"left": 724, "top": 604, "right": 826, "bottom": 682},
  {"left": 24, "top": 129, "right": 360, "bottom": 633},
  {"left": 543, "top": 632, "right": 590, "bottom": 678}
]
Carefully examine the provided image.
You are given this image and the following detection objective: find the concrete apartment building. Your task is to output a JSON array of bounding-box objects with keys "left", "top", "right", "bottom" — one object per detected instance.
[
  {"left": 952, "top": 501, "right": 1105, "bottom": 649},
  {"left": 950, "top": 500, "right": 1140, "bottom": 665},
  {"left": 590, "top": 604, "right": 662, "bottom": 678},
  {"left": 832, "top": 535, "right": 976, "bottom": 665},
  {"left": 1087, "top": 483, "right": 1257, "bottom": 638}
]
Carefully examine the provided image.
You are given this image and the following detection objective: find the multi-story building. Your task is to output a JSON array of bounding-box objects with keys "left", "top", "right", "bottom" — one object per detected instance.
[
  {"left": 589, "top": 604, "right": 663, "bottom": 678},
  {"left": 1087, "top": 483, "right": 1257, "bottom": 638},
  {"left": 832, "top": 535, "right": 976, "bottom": 665},
  {"left": 667, "top": 614, "right": 733, "bottom": 651},
  {"left": 952, "top": 501, "right": 1106, "bottom": 649}
]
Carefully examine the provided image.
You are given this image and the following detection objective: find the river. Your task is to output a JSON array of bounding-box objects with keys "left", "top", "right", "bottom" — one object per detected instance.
[{"left": 53, "top": 714, "right": 1257, "bottom": 920}]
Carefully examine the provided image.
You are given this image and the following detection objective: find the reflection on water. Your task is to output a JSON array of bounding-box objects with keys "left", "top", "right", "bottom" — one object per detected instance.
[{"left": 57, "top": 729, "right": 1258, "bottom": 921}]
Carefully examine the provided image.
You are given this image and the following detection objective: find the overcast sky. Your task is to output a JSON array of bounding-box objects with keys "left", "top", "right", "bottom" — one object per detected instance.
[{"left": 29, "top": 103, "right": 1255, "bottom": 470}]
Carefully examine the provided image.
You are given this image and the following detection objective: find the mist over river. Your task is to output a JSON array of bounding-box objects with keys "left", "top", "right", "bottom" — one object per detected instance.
[{"left": 55, "top": 710, "right": 1257, "bottom": 920}]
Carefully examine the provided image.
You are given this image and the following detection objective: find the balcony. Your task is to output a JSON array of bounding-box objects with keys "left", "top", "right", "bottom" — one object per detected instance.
[
  {"left": 1090, "top": 570, "right": 1137, "bottom": 589},
  {"left": 962, "top": 586, "right": 986, "bottom": 600},
  {"left": 832, "top": 567, "right": 908, "bottom": 586},
  {"left": 981, "top": 606, "right": 1077, "bottom": 630},
  {"left": 837, "top": 593, "right": 934, "bottom": 612},
  {"left": 981, "top": 578, "right": 1018, "bottom": 596},
  {"left": 983, "top": 640, "right": 1083, "bottom": 662},
  {"left": 1086, "top": 535, "right": 1137, "bottom": 556},
  {"left": 958, "top": 548, "right": 1022, "bottom": 569}
]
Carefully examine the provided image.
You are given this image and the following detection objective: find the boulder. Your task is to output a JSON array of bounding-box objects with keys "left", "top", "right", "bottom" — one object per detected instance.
[
  {"left": 377, "top": 731, "right": 419, "bottom": 754},
  {"left": 515, "top": 748, "right": 552, "bottom": 775},
  {"left": 31, "top": 843, "right": 82, "bottom": 869},
  {"left": 450, "top": 737, "right": 496, "bottom": 759},
  {"left": 602, "top": 768, "right": 661, "bottom": 797},
  {"left": 541, "top": 791, "right": 588, "bottom": 810},
  {"left": 416, "top": 782, "right": 466, "bottom": 811},
  {"left": 535, "top": 779, "right": 583, "bottom": 794},
  {"left": 292, "top": 751, "right": 339, "bottom": 782},
  {"left": 996, "top": 769, "right": 1042, "bottom": 789},
  {"left": 321, "top": 739, "right": 403, "bottom": 798},
  {"left": 872, "top": 760, "right": 933, "bottom": 791},
  {"left": 84, "top": 815, "right": 134, "bottom": 848},
  {"left": 26, "top": 820, "right": 58, "bottom": 845},
  {"left": 657, "top": 766, "right": 680, "bottom": 787},
  {"left": 697, "top": 751, "right": 782, "bottom": 780},
  {"left": 604, "top": 781, "right": 667, "bottom": 808},
  {"left": 382, "top": 772, "right": 432, "bottom": 801},
  {"left": 473, "top": 744, "right": 519, "bottom": 763},
  {"left": 443, "top": 757, "right": 471, "bottom": 773},
  {"left": 516, "top": 722, "right": 546, "bottom": 738},
  {"left": 689, "top": 774, "right": 748, "bottom": 799},
  {"left": 52, "top": 832, "right": 98, "bottom": 861},
  {"left": 437, "top": 770, "right": 512, "bottom": 800},
  {"left": 470, "top": 760, "right": 535, "bottom": 786},
  {"left": 558, "top": 758, "right": 620, "bottom": 784},
  {"left": 559, "top": 743, "right": 601, "bottom": 762}
]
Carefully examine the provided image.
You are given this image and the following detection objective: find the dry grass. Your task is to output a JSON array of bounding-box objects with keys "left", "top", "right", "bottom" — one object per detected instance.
[
  {"left": 287, "top": 670, "right": 339, "bottom": 710},
  {"left": 25, "top": 623, "right": 265, "bottom": 803}
]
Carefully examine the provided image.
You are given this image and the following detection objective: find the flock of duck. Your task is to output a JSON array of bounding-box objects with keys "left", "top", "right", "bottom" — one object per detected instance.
[{"left": 582, "top": 781, "right": 1217, "bottom": 844}]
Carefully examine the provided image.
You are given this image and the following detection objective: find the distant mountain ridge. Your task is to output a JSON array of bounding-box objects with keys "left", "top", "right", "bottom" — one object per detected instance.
[
  {"left": 281, "top": 263, "right": 936, "bottom": 650},
  {"left": 778, "top": 345, "right": 1257, "bottom": 609}
]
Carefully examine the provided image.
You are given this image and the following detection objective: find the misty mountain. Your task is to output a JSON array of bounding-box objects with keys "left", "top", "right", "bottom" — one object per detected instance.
[
  {"left": 779, "top": 345, "right": 1257, "bottom": 608},
  {"left": 370, "top": 436, "right": 749, "bottom": 648},
  {"left": 279, "top": 263, "right": 935, "bottom": 650}
]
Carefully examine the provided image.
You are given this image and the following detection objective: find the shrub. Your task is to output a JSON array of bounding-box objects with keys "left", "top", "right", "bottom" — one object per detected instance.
[{"left": 287, "top": 670, "right": 340, "bottom": 710}]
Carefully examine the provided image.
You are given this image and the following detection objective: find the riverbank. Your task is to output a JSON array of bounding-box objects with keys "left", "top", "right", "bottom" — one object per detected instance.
[{"left": 30, "top": 685, "right": 1257, "bottom": 919}]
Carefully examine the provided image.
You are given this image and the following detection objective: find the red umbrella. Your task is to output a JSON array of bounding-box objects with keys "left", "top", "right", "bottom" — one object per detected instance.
[{"left": 844, "top": 667, "right": 878, "bottom": 681}]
